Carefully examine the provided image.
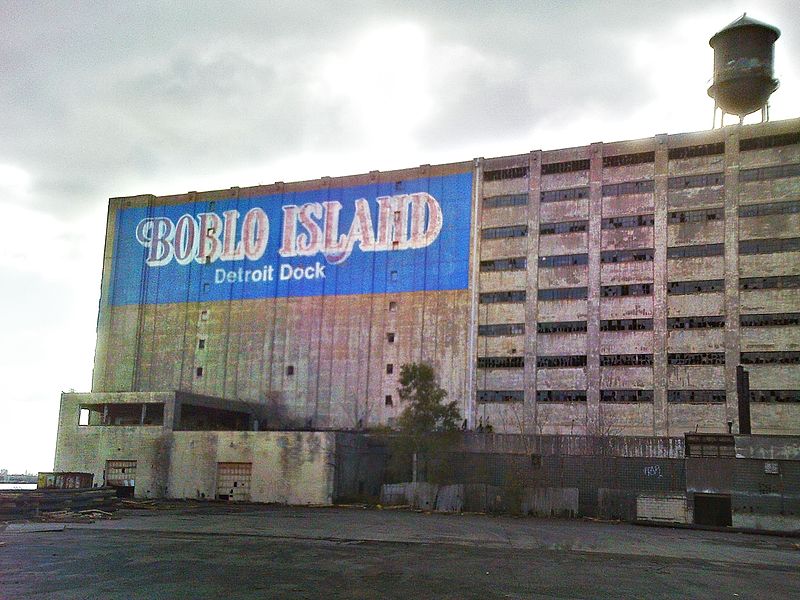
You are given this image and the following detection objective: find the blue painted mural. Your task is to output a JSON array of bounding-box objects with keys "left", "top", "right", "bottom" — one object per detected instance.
[{"left": 110, "top": 172, "right": 473, "bottom": 305}]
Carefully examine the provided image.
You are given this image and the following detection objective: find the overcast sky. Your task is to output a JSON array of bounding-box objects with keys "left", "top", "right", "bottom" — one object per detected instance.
[{"left": 1, "top": 1, "right": 797, "bottom": 473}]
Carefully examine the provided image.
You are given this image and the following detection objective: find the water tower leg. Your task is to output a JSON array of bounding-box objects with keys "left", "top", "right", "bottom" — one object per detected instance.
[{"left": 761, "top": 106, "right": 766, "bottom": 123}]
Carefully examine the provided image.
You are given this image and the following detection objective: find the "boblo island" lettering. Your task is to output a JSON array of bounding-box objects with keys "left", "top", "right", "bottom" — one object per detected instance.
[{"left": 134, "top": 192, "right": 443, "bottom": 267}]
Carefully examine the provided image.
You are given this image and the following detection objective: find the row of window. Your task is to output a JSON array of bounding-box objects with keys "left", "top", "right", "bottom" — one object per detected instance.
[
  {"left": 484, "top": 166, "right": 529, "bottom": 182},
  {"left": 603, "top": 151, "right": 655, "bottom": 168},
  {"left": 540, "top": 220, "right": 588, "bottom": 235},
  {"left": 539, "top": 286, "right": 588, "bottom": 301},
  {"left": 482, "top": 224, "right": 528, "bottom": 240},
  {"left": 740, "top": 163, "right": 800, "bottom": 182},
  {"left": 601, "top": 318, "right": 652, "bottom": 331},
  {"left": 479, "top": 290, "right": 526, "bottom": 304},
  {"left": 668, "top": 280, "right": 723, "bottom": 295},
  {"left": 601, "top": 283, "right": 651, "bottom": 297},
  {"left": 739, "top": 200, "right": 800, "bottom": 218},
  {"left": 669, "top": 316, "right": 725, "bottom": 329},
  {"left": 741, "top": 352, "right": 800, "bottom": 365},
  {"left": 537, "top": 355, "right": 587, "bottom": 368},
  {"left": 668, "top": 173, "right": 724, "bottom": 189},
  {"left": 478, "top": 323, "right": 525, "bottom": 337},
  {"left": 480, "top": 257, "right": 526, "bottom": 272},
  {"left": 667, "top": 243, "right": 724, "bottom": 259},
  {"left": 481, "top": 313, "right": 797, "bottom": 337},
  {"left": 741, "top": 313, "right": 800, "bottom": 327},
  {"left": 601, "top": 248, "right": 654, "bottom": 263},
  {"left": 483, "top": 194, "right": 528, "bottom": 209},
  {"left": 602, "top": 214, "right": 654, "bottom": 229},
  {"left": 539, "top": 253, "right": 588, "bottom": 268},
  {"left": 668, "top": 207, "right": 724, "bottom": 224},
  {"left": 477, "top": 390, "right": 524, "bottom": 403},
  {"left": 740, "top": 132, "right": 800, "bottom": 151},
  {"left": 739, "top": 237, "right": 800, "bottom": 255},
  {"left": 541, "top": 159, "right": 590, "bottom": 175},
  {"left": 602, "top": 180, "right": 654, "bottom": 196},
  {"left": 668, "top": 352, "right": 725, "bottom": 365},
  {"left": 540, "top": 186, "right": 589, "bottom": 203},
  {"left": 477, "top": 356, "right": 525, "bottom": 369},
  {"left": 537, "top": 390, "right": 587, "bottom": 402},
  {"left": 740, "top": 275, "right": 800, "bottom": 291},
  {"left": 668, "top": 390, "right": 725, "bottom": 403},
  {"left": 601, "top": 354, "right": 652, "bottom": 366},
  {"left": 477, "top": 389, "right": 800, "bottom": 404},
  {"left": 601, "top": 389, "right": 654, "bottom": 403},
  {"left": 668, "top": 142, "right": 725, "bottom": 159},
  {"left": 537, "top": 320, "right": 587, "bottom": 334},
  {"left": 750, "top": 390, "right": 800, "bottom": 402}
]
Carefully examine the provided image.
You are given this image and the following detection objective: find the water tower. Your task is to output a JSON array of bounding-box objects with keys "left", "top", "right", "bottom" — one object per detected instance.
[{"left": 707, "top": 14, "right": 780, "bottom": 127}]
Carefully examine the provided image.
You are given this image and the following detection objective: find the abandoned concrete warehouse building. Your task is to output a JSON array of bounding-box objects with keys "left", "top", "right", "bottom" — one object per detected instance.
[{"left": 54, "top": 116, "right": 800, "bottom": 499}]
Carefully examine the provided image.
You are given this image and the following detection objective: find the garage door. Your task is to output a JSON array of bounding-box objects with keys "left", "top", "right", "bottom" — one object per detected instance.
[{"left": 216, "top": 462, "right": 252, "bottom": 502}]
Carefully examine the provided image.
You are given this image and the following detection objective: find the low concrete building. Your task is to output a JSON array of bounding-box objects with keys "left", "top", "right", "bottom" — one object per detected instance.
[{"left": 55, "top": 391, "right": 336, "bottom": 504}]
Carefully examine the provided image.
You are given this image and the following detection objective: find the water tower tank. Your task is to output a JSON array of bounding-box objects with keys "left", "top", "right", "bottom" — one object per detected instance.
[{"left": 707, "top": 14, "right": 780, "bottom": 118}]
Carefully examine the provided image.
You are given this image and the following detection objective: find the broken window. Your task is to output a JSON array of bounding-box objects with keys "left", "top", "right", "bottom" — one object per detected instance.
[
  {"left": 484, "top": 166, "right": 529, "bottom": 181},
  {"left": 540, "top": 186, "right": 589, "bottom": 203},
  {"left": 668, "top": 173, "right": 724, "bottom": 189},
  {"left": 667, "top": 353, "right": 725, "bottom": 366},
  {"left": 739, "top": 200, "right": 800, "bottom": 218},
  {"left": 479, "top": 290, "right": 526, "bottom": 304},
  {"left": 483, "top": 194, "right": 528, "bottom": 209},
  {"left": 541, "top": 159, "right": 589, "bottom": 175},
  {"left": 480, "top": 257, "right": 527, "bottom": 272},
  {"left": 539, "top": 253, "right": 589, "bottom": 268},
  {"left": 198, "top": 338, "right": 206, "bottom": 350},
  {"left": 668, "top": 390, "right": 726, "bottom": 403},
  {"left": 539, "top": 220, "right": 588, "bottom": 235},
  {"left": 600, "top": 318, "right": 653, "bottom": 331},
  {"left": 667, "top": 280, "right": 724, "bottom": 295},
  {"left": 601, "top": 354, "right": 653, "bottom": 366},
  {"left": 482, "top": 224, "right": 528, "bottom": 240},
  {"left": 668, "top": 316, "right": 725, "bottom": 329},
  {"left": 667, "top": 244, "right": 724, "bottom": 259},
  {"left": 389, "top": 301, "right": 397, "bottom": 312},
  {"left": 603, "top": 151, "right": 655, "bottom": 167},
  {"left": 478, "top": 323, "right": 525, "bottom": 337},
  {"left": 477, "top": 356, "right": 525, "bottom": 369},
  {"left": 386, "top": 332, "right": 395, "bottom": 343},
  {"left": 740, "top": 312, "right": 800, "bottom": 327},
  {"left": 740, "top": 352, "right": 800, "bottom": 365},
  {"left": 537, "top": 320, "right": 587, "bottom": 334},
  {"left": 477, "top": 390, "right": 524, "bottom": 403},
  {"left": 386, "top": 364, "right": 394, "bottom": 374},
  {"left": 538, "top": 286, "right": 588, "bottom": 301},
  {"left": 385, "top": 395, "right": 393, "bottom": 406},
  {"left": 601, "top": 389, "right": 654, "bottom": 402},
  {"left": 537, "top": 390, "right": 587, "bottom": 402},
  {"left": 536, "top": 355, "right": 587, "bottom": 368},
  {"left": 740, "top": 163, "right": 800, "bottom": 182},
  {"left": 601, "top": 283, "right": 652, "bottom": 297},
  {"left": 740, "top": 132, "right": 800, "bottom": 151},
  {"left": 602, "top": 180, "right": 654, "bottom": 196},
  {"left": 749, "top": 390, "right": 800, "bottom": 403},
  {"left": 668, "top": 142, "right": 725, "bottom": 159},
  {"left": 196, "top": 366, "right": 204, "bottom": 377},
  {"left": 286, "top": 365, "right": 294, "bottom": 376},
  {"left": 668, "top": 207, "right": 724, "bottom": 224},
  {"left": 601, "top": 214, "right": 654, "bottom": 229},
  {"left": 739, "top": 276, "right": 800, "bottom": 291},
  {"left": 739, "top": 237, "right": 800, "bottom": 255},
  {"left": 600, "top": 248, "right": 654, "bottom": 263}
]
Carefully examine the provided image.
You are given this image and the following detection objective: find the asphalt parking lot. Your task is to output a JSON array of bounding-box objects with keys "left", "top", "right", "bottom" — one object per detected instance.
[{"left": 2, "top": 503, "right": 799, "bottom": 599}]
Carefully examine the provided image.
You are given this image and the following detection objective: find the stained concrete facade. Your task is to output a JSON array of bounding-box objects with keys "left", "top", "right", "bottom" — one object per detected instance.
[{"left": 67, "top": 118, "right": 800, "bottom": 445}]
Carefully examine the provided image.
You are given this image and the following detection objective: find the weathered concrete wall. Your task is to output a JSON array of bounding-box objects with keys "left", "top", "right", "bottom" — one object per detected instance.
[
  {"left": 167, "top": 431, "right": 335, "bottom": 505},
  {"left": 54, "top": 392, "right": 173, "bottom": 498}
]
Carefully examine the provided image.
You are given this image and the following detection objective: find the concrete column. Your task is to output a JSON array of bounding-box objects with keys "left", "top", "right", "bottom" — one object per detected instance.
[
  {"left": 466, "top": 158, "right": 484, "bottom": 429},
  {"left": 723, "top": 126, "right": 742, "bottom": 431},
  {"left": 587, "top": 143, "right": 604, "bottom": 430},
  {"left": 653, "top": 134, "right": 669, "bottom": 435},
  {"left": 525, "top": 151, "right": 543, "bottom": 432}
]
